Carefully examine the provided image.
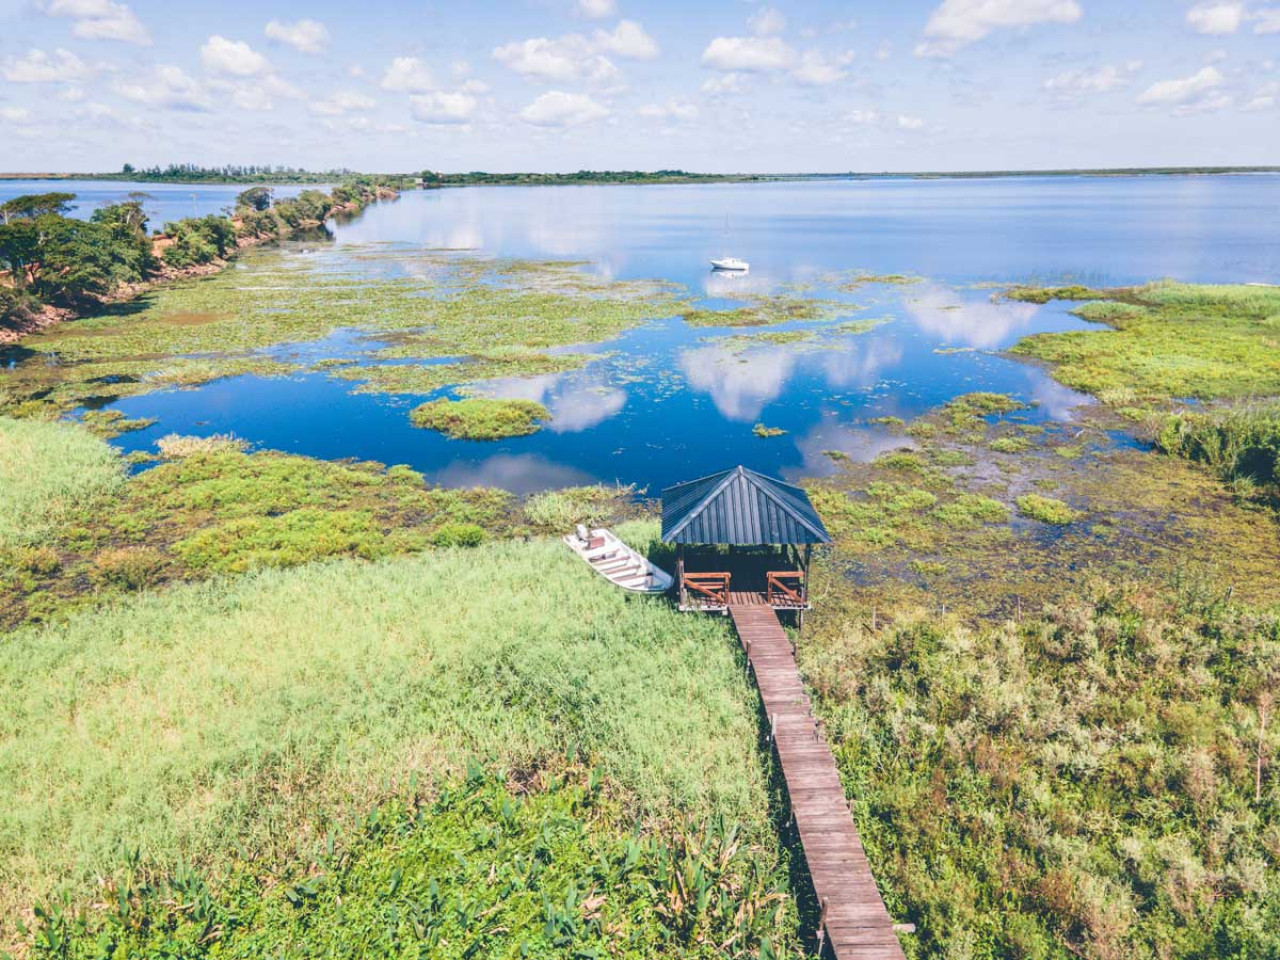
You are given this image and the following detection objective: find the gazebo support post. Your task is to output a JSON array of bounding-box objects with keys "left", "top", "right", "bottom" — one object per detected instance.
[{"left": 677, "top": 543, "right": 686, "bottom": 609}]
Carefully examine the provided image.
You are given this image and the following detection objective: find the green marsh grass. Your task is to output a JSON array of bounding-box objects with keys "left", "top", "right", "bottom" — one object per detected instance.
[
  {"left": 0, "top": 542, "right": 771, "bottom": 940},
  {"left": 1011, "top": 282, "right": 1280, "bottom": 401},
  {"left": 0, "top": 417, "right": 123, "bottom": 548}
]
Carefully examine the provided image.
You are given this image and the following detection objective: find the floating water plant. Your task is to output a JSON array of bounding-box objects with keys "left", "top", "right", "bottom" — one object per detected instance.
[
  {"left": 409, "top": 397, "right": 551, "bottom": 440},
  {"left": 1016, "top": 493, "right": 1083, "bottom": 524},
  {"left": 752, "top": 423, "right": 788, "bottom": 438}
]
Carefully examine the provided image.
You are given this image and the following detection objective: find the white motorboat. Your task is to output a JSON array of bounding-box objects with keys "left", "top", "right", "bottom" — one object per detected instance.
[
  {"left": 710, "top": 257, "right": 750, "bottom": 271},
  {"left": 563, "top": 525, "right": 674, "bottom": 594}
]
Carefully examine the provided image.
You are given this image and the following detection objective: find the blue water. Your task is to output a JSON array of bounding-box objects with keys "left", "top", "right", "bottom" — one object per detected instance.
[
  {"left": 57, "top": 175, "right": 1280, "bottom": 493},
  {"left": 0, "top": 179, "right": 325, "bottom": 228}
]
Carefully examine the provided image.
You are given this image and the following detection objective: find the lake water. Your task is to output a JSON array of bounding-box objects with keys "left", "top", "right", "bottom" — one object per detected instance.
[
  {"left": 66, "top": 175, "right": 1280, "bottom": 493},
  {"left": 0, "top": 179, "right": 324, "bottom": 228}
]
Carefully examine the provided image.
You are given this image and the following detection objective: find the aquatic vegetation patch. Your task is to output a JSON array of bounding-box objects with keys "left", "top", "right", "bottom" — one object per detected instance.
[
  {"left": 827, "top": 271, "right": 924, "bottom": 290},
  {"left": 930, "top": 493, "right": 1010, "bottom": 528},
  {"left": 1011, "top": 281, "right": 1280, "bottom": 401},
  {"left": 683, "top": 294, "right": 847, "bottom": 328},
  {"left": 753, "top": 423, "right": 788, "bottom": 438},
  {"left": 989, "top": 435, "right": 1032, "bottom": 454},
  {"left": 329, "top": 348, "right": 597, "bottom": 396},
  {"left": 155, "top": 433, "right": 248, "bottom": 459},
  {"left": 409, "top": 397, "right": 551, "bottom": 440},
  {"left": 1, "top": 247, "right": 689, "bottom": 420},
  {"left": 1015, "top": 493, "right": 1083, "bottom": 525},
  {"left": 78, "top": 409, "right": 155, "bottom": 438},
  {"left": 806, "top": 398, "right": 1280, "bottom": 620},
  {"left": 800, "top": 581, "right": 1280, "bottom": 960},
  {"left": 1003, "top": 284, "right": 1108, "bottom": 304},
  {"left": 31, "top": 770, "right": 797, "bottom": 959},
  {"left": 0, "top": 541, "right": 781, "bottom": 949}
]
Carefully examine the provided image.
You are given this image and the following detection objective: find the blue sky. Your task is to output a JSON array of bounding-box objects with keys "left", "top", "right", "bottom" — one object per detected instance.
[{"left": 1, "top": 0, "right": 1277, "bottom": 172}]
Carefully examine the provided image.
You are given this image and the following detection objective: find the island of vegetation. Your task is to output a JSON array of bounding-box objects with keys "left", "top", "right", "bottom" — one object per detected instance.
[{"left": 0, "top": 184, "right": 1278, "bottom": 960}]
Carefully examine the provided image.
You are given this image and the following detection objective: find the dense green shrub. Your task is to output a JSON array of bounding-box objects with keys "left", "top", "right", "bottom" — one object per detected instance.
[
  {"left": 26, "top": 772, "right": 795, "bottom": 959},
  {"left": 161, "top": 215, "right": 237, "bottom": 268},
  {"left": 1155, "top": 403, "right": 1280, "bottom": 498}
]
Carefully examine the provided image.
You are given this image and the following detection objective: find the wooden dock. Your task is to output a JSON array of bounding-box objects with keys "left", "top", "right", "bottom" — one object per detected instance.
[{"left": 729, "top": 605, "right": 907, "bottom": 960}]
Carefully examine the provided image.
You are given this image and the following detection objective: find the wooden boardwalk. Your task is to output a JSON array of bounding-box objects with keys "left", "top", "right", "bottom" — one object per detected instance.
[{"left": 729, "top": 605, "right": 907, "bottom": 960}]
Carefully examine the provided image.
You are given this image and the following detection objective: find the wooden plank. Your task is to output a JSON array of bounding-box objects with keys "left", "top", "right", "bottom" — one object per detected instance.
[{"left": 728, "top": 605, "right": 907, "bottom": 960}]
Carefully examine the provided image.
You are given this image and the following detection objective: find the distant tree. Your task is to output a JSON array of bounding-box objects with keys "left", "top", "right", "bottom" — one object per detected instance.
[
  {"left": 0, "top": 220, "right": 40, "bottom": 289},
  {"left": 0, "top": 192, "right": 76, "bottom": 225},
  {"left": 235, "top": 186, "right": 273, "bottom": 212},
  {"left": 122, "top": 163, "right": 135, "bottom": 174}
]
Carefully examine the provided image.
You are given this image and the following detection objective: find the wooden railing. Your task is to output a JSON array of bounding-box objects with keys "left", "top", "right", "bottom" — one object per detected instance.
[
  {"left": 766, "top": 571, "right": 805, "bottom": 607},
  {"left": 683, "top": 572, "right": 730, "bottom": 606}
]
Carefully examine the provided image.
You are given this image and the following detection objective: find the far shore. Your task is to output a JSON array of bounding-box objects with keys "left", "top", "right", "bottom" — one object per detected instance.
[{"left": 3, "top": 165, "right": 1280, "bottom": 187}]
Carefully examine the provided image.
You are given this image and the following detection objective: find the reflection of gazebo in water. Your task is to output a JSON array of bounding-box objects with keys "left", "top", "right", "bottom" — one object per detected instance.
[{"left": 662, "top": 465, "right": 832, "bottom": 617}]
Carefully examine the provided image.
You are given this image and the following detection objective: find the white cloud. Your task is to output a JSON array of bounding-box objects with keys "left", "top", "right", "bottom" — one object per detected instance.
[
  {"left": 264, "top": 18, "right": 330, "bottom": 54},
  {"left": 1243, "top": 80, "right": 1279, "bottom": 109},
  {"left": 0, "top": 107, "right": 32, "bottom": 123},
  {"left": 848, "top": 108, "right": 881, "bottom": 124},
  {"left": 1252, "top": 6, "right": 1280, "bottom": 32},
  {"left": 576, "top": 0, "right": 616, "bottom": 19},
  {"left": 520, "top": 90, "right": 609, "bottom": 126},
  {"left": 37, "top": 0, "right": 150, "bottom": 45},
  {"left": 1186, "top": 2, "right": 1244, "bottom": 34},
  {"left": 701, "top": 36, "right": 850, "bottom": 86},
  {"left": 897, "top": 114, "right": 925, "bottom": 129},
  {"left": 749, "top": 7, "right": 787, "bottom": 36},
  {"left": 701, "top": 72, "right": 745, "bottom": 94},
  {"left": 593, "top": 20, "right": 660, "bottom": 59},
  {"left": 1137, "top": 66, "right": 1231, "bottom": 112},
  {"left": 1044, "top": 61, "right": 1142, "bottom": 97},
  {"left": 637, "top": 98, "right": 698, "bottom": 121},
  {"left": 201, "top": 36, "right": 271, "bottom": 77},
  {"left": 411, "top": 91, "right": 477, "bottom": 124},
  {"left": 115, "top": 64, "right": 210, "bottom": 111},
  {"left": 232, "top": 73, "right": 305, "bottom": 110},
  {"left": 915, "top": 0, "right": 1082, "bottom": 57},
  {"left": 494, "top": 35, "right": 617, "bottom": 82},
  {"left": 701, "top": 36, "right": 795, "bottom": 72},
  {"left": 381, "top": 57, "right": 436, "bottom": 93},
  {"left": 792, "top": 49, "right": 854, "bottom": 86},
  {"left": 460, "top": 78, "right": 490, "bottom": 94},
  {"left": 310, "top": 90, "right": 377, "bottom": 115},
  {"left": 2, "top": 48, "right": 91, "bottom": 83}
]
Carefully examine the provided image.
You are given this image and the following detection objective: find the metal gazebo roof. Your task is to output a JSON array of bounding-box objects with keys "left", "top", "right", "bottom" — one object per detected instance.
[{"left": 661, "top": 465, "right": 833, "bottom": 545}]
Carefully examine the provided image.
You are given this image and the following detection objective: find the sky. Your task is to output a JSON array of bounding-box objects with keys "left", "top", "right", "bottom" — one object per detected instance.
[{"left": 0, "top": 0, "right": 1277, "bottom": 173}]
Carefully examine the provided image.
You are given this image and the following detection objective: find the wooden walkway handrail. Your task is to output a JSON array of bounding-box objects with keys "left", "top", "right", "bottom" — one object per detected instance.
[
  {"left": 766, "top": 570, "right": 805, "bottom": 607},
  {"left": 729, "top": 605, "right": 907, "bottom": 960},
  {"left": 683, "top": 571, "right": 730, "bottom": 605}
]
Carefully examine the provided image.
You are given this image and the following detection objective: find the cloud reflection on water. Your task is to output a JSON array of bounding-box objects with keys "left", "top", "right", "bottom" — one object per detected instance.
[
  {"left": 425, "top": 453, "right": 597, "bottom": 494},
  {"left": 477, "top": 371, "right": 629, "bottom": 433},
  {"left": 901, "top": 285, "right": 1040, "bottom": 349},
  {"left": 679, "top": 342, "right": 796, "bottom": 421}
]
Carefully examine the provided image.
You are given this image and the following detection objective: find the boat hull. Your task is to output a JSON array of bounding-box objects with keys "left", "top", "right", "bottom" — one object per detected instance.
[{"left": 563, "top": 528, "right": 673, "bottom": 594}]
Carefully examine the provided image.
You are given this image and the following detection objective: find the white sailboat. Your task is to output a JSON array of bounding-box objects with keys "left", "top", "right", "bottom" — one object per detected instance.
[{"left": 710, "top": 215, "right": 749, "bottom": 271}]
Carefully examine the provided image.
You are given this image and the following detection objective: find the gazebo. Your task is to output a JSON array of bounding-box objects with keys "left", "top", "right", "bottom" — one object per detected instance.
[{"left": 661, "top": 465, "right": 832, "bottom": 615}]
